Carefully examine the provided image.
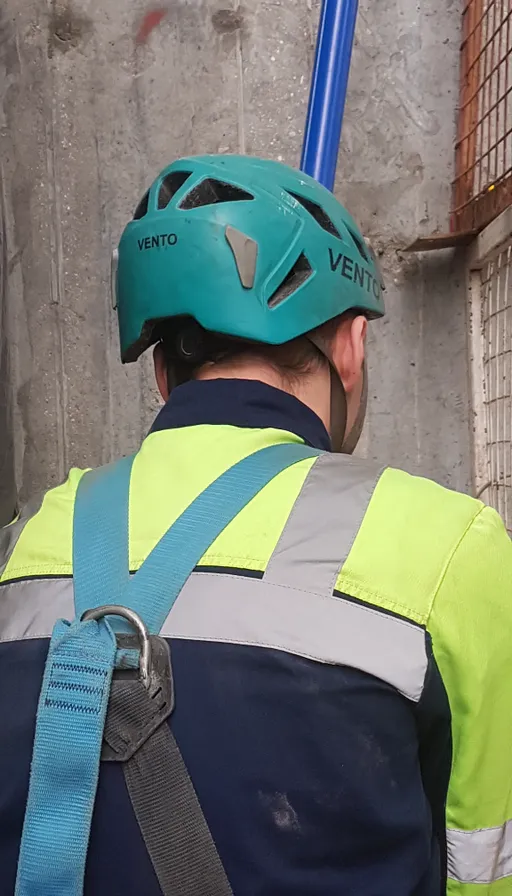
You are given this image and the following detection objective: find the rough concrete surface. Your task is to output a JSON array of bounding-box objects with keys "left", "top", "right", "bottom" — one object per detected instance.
[{"left": 0, "top": 0, "right": 470, "bottom": 515}]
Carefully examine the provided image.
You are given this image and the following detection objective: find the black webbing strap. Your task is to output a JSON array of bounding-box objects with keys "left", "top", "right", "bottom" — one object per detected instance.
[
  {"left": 125, "top": 718, "right": 233, "bottom": 896},
  {"left": 102, "top": 637, "right": 233, "bottom": 896}
]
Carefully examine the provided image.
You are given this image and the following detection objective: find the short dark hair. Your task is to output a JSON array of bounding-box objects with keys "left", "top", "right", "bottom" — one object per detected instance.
[{"left": 157, "top": 311, "right": 357, "bottom": 391}]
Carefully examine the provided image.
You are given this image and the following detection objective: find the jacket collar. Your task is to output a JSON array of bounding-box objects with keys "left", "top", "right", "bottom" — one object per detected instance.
[{"left": 150, "top": 378, "right": 331, "bottom": 452}]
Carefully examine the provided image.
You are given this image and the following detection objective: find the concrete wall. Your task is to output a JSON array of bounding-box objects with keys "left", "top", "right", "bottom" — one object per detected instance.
[{"left": 0, "top": 0, "right": 470, "bottom": 524}]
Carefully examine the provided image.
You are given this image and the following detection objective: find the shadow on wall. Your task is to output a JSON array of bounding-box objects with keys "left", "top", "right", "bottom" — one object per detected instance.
[{"left": 0, "top": 169, "right": 16, "bottom": 527}]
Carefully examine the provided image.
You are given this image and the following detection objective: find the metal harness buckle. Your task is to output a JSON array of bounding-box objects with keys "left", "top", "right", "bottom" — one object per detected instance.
[{"left": 82, "top": 605, "right": 174, "bottom": 762}]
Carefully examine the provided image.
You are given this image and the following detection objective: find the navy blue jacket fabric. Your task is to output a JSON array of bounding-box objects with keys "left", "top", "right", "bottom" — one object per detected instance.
[{"left": 0, "top": 380, "right": 451, "bottom": 895}]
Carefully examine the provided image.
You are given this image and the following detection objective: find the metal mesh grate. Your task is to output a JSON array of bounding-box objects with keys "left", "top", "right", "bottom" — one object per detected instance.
[
  {"left": 452, "top": 0, "right": 512, "bottom": 233},
  {"left": 480, "top": 240, "right": 512, "bottom": 531}
]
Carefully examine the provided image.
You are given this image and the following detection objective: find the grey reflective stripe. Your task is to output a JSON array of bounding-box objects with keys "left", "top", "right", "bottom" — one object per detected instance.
[
  {"left": 0, "top": 572, "right": 427, "bottom": 701},
  {"left": 161, "top": 572, "right": 427, "bottom": 701},
  {"left": 0, "top": 577, "right": 73, "bottom": 641},
  {"left": 0, "top": 493, "right": 44, "bottom": 578},
  {"left": 447, "top": 820, "right": 512, "bottom": 883},
  {"left": 263, "top": 453, "right": 384, "bottom": 596}
]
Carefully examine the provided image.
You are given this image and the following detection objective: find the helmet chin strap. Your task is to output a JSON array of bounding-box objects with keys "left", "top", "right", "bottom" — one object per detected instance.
[
  {"left": 327, "top": 363, "right": 348, "bottom": 453},
  {"left": 340, "top": 361, "right": 367, "bottom": 455},
  {"left": 307, "top": 334, "right": 367, "bottom": 454}
]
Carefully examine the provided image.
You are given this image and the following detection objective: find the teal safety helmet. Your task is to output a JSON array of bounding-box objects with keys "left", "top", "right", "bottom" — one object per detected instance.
[{"left": 115, "top": 155, "right": 385, "bottom": 363}]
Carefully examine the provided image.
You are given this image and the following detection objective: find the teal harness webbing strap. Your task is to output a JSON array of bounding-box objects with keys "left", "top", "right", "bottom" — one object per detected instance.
[
  {"left": 73, "top": 455, "right": 135, "bottom": 617},
  {"left": 14, "top": 617, "right": 117, "bottom": 896},
  {"left": 15, "top": 442, "right": 319, "bottom": 896},
  {"left": 74, "top": 442, "right": 320, "bottom": 633}
]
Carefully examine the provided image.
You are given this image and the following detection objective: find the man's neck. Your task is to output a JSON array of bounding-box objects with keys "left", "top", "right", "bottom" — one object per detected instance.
[{"left": 196, "top": 361, "right": 331, "bottom": 433}]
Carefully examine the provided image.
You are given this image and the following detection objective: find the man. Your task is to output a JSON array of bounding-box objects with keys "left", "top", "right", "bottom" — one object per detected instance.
[{"left": 1, "top": 155, "right": 511, "bottom": 896}]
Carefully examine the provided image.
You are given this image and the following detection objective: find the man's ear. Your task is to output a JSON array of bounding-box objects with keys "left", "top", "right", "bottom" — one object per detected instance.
[
  {"left": 331, "top": 315, "right": 367, "bottom": 395},
  {"left": 153, "top": 344, "right": 170, "bottom": 402}
]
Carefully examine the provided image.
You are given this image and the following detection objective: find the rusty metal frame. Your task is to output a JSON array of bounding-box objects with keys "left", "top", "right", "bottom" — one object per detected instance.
[
  {"left": 407, "top": 0, "right": 511, "bottom": 252},
  {"left": 452, "top": 0, "right": 512, "bottom": 234}
]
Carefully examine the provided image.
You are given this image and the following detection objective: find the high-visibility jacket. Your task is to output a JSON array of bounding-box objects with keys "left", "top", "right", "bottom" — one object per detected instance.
[{"left": 1, "top": 378, "right": 511, "bottom": 896}]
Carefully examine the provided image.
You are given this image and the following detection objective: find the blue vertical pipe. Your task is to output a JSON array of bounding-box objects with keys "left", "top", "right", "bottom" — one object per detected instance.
[{"left": 300, "top": 0, "right": 359, "bottom": 191}]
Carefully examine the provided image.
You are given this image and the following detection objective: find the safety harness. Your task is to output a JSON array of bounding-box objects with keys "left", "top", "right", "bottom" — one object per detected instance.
[{"left": 14, "top": 442, "right": 319, "bottom": 896}]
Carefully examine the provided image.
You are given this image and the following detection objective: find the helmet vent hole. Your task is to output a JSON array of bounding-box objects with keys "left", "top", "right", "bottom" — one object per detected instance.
[
  {"left": 179, "top": 178, "right": 254, "bottom": 210},
  {"left": 158, "top": 171, "right": 192, "bottom": 209},
  {"left": 133, "top": 190, "right": 149, "bottom": 220},
  {"left": 346, "top": 227, "right": 369, "bottom": 262},
  {"left": 267, "top": 253, "right": 313, "bottom": 308},
  {"left": 286, "top": 191, "right": 341, "bottom": 239}
]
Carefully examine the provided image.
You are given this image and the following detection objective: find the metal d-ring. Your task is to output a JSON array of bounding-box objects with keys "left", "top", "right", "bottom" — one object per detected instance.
[{"left": 81, "top": 605, "right": 152, "bottom": 688}]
